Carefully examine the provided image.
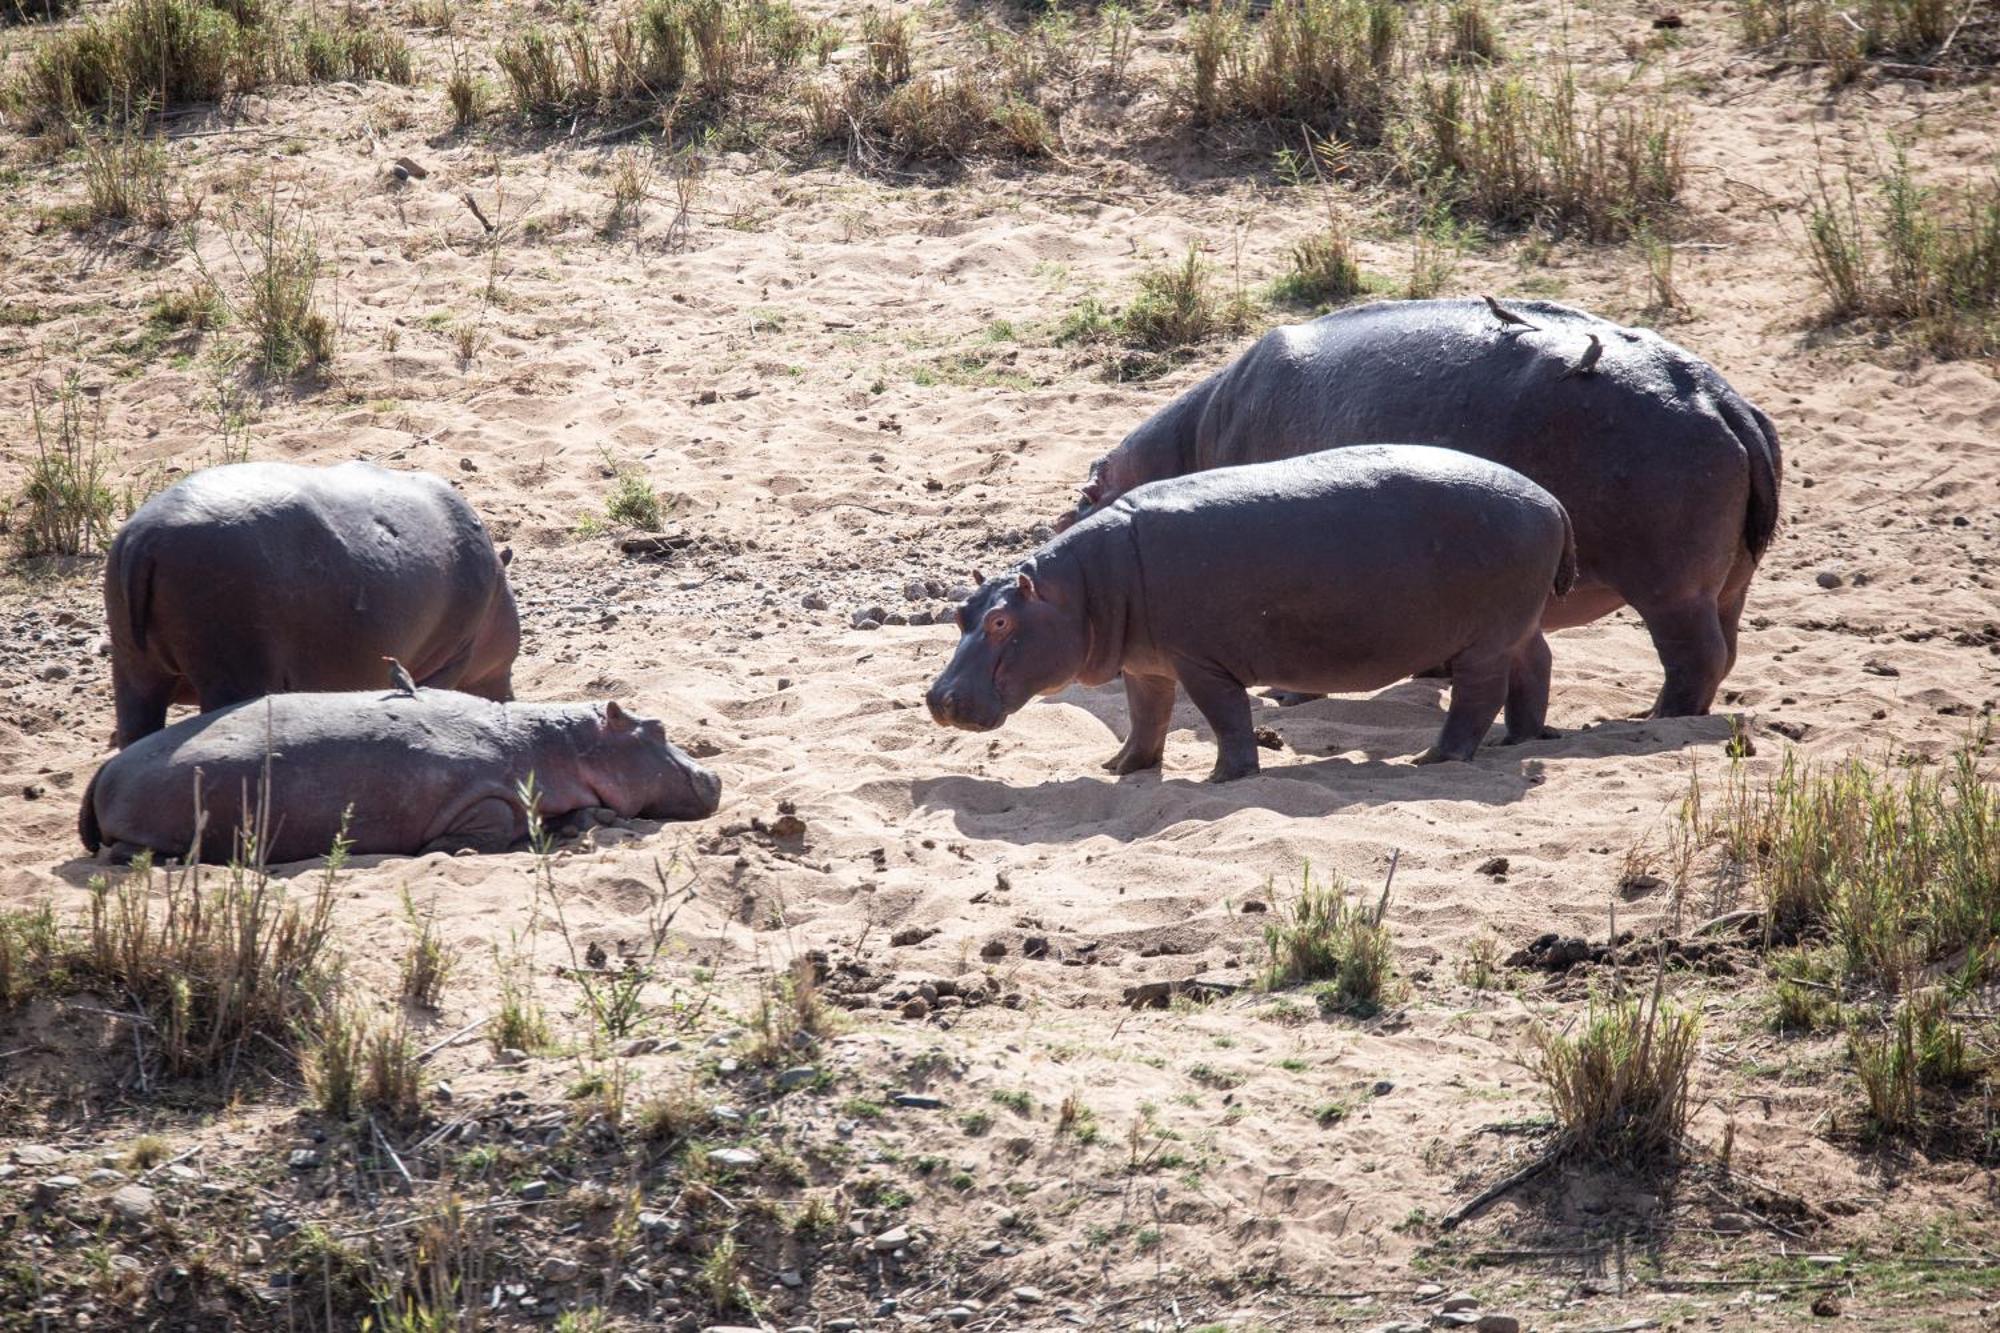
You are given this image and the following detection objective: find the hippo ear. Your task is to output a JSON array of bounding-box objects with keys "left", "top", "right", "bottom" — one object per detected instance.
[
  {"left": 605, "top": 700, "right": 635, "bottom": 731},
  {"left": 971, "top": 567, "right": 985, "bottom": 586},
  {"left": 1016, "top": 572, "right": 1039, "bottom": 601}
]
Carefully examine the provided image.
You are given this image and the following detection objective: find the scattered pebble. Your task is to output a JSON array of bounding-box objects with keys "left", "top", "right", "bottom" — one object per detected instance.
[
  {"left": 707, "top": 1147, "right": 760, "bottom": 1170},
  {"left": 891, "top": 1093, "right": 944, "bottom": 1110}
]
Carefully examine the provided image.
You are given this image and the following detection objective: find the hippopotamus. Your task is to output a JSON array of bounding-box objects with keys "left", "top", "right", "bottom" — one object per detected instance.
[
  {"left": 78, "top": 690, "right": 722, "bottom": 864},
  {"left": 928, "top": 445, "right": 1576, "bottom": 780},
  {"left": 1055, "top": 298, "right": 1781, "bottom": 718},
  {"left": 104, "top": 461, "right": 520, "bottom": 747}
]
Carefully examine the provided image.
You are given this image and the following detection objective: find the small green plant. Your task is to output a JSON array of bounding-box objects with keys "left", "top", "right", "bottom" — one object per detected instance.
[
  {"left": 699, "top": 1233, "right": 746, "bottom": 1312},
  {"left": 1117, "top": 245, "right": 1248, "bottom": 352},
  {"left": 1530, "top": 977, "right": 1699, "bottom": 1163},
  {"left": 492, "top": 942, "right": 551, "bottom": 1054},
  {"left": 604, "top": 146, "right": 654, "bottom": 232},
  {"left": 1769, "top": 947, "right": 1839, "bottom": 1032},
  {"left": 398, "top": 890, "right": 454, "bottom": 1009},
  {"left": 1057, "top": 1091, "right": 1098, "bottom": 1142},
  {"left": 1260, "top": 862, "right": 1395, "bottom": 1017},
  {"left": 739, "top": 955, "right": 836, "bottom": 1066},
  {"left": 992, "top": 1088, "right": 1033, "bottom": 1115},
  {"left": 199, "top": 177, "right": 335, "bottom": 376},
  {"left": 1457, "top": 934, "right": 1506, "bottom": 989},
  {"left": 606, "top": 468, "right": 662, "bottom": 529}
]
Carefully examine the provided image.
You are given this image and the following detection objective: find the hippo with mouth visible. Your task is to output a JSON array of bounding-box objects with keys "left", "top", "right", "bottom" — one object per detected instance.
[
  {"left": 929, "top": 445, "right": 1576, "bottom": 780},
  {"left": 1055, "top": 298, "right": 1781, "bottom": 718},
  {"left": 79, "top": 690, "right": 721, "bottom": 864},
  {"left": 104, "top": 461, "right": 520, "bottom": 747}
]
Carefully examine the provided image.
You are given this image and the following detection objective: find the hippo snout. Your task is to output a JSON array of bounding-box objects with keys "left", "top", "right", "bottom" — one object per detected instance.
[
  {"left": 926, "top": 678, "right": 1001, "bottom": 732},
  {"left": 687, "top": 761, "right": 722, "bottom": 817}
]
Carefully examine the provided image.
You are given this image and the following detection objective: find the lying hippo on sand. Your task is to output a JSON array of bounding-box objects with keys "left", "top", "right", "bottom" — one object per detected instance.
[
  {"left": 929, "top": 445, "right": 1575, "bottom": 780},
  {"left": 80, "top": 691, "right": 721, "bottom": 864},
  {"left": 106, "top": 461, "right": 520, "bottom": 746},
  {"left": 1056, "top": 298, "right": 1781, "bottom": 718}
]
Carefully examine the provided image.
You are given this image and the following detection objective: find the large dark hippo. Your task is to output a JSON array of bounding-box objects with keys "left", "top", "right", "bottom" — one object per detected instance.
[
  {"left": 79, "top": 690, "right": 722, "bottom": 864},
  {"left": 105, "top": 461, "right": 520, "bottom": 747},
  {"left": 929, "top": 445, "right": 1576, "bottom": 780},
  {"left": 1056, "top": 298, "right": 1781, "bottom": 717}
]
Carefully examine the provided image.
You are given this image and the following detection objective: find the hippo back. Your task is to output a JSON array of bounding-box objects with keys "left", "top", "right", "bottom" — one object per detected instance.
[
  {"left": 105, "top": 461, "right": 519, "bottom": 742},
  {"left": 1189, "top": 299, "right": 1781, "bottom": 587}
]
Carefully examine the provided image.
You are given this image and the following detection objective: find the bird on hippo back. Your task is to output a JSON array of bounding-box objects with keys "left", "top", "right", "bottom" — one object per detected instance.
[{"left": 1054, "top": 297, "right": 1783, "bottom": 719}]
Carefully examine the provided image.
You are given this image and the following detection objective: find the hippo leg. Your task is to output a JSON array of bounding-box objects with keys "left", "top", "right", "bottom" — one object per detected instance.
[
  {"left": 1636, "top": 595, "right": 1727, "bottom": 718},
  {"left": 1174, "top": 662, "right": 1258, "bottom": 783},
  {"left": 1717, "top": 551, "right": 1757, "bottom": 679},
  {"left": 1417, "top": 655, "right": 1509, "bottom": 764},
  {"left": 111, "top": 661, "right": 175, "bottom": 748},
  {"left": 421, "top": 795, "right": 525, "bottom": 856},
  {"left": 1499, "top": 632, "right": 1557, "bottom": 745},
  {"left": 1104, "top": 673, "right": 1176, "bottom": 776}
]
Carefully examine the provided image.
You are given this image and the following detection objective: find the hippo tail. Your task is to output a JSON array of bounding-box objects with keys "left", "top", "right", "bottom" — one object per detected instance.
[
  {"left": 78, "top": 766, "right": 102, "bottom": 854},
  {"left": 1552, "top": 503, "right": 1579, "bottom": 599},
  {"left": 1738, "top": 401, "right": 1784, "bottom": 562},
  {"left": 107, "top": 524, "right": 156, "bottom": 652}
]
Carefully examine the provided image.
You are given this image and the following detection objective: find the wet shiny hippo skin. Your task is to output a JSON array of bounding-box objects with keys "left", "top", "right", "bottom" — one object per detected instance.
[
  {"left": 931, "top": 445, "right": 1577, "bottom": 781},
  {"left": 79, "top": 690, "right": 721, "bottom": 864},
  {"left": 1056, "top": 298, "right": 1782, "bottom": 718},
  {"left": 105, "top": 461, "right": 520, "bottom": 747}
]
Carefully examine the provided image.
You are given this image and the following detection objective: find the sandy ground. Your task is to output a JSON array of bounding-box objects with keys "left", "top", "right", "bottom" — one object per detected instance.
[{"left": 3, "top": 0, "right": 2000, "bottom": 1323}]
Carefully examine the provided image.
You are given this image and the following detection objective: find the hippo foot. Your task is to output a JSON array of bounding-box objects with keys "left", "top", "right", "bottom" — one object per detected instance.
[
  {"left": 1413, "top": 746, "right": 1473, "bottom": 766},
  {"left": 1103, "top": 751, "right": 1163, "bottom": 776},
  {"left": 1207, "top": 761, "right": 1259, "bottom": 783},
  {"left": 1500, "top": 727, "right": 1562, "bottom": 746}
]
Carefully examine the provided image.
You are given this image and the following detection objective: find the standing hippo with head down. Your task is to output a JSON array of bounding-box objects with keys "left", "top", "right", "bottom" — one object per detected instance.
[
  {"left": 104, "top": 461, "right": 521, "bottom": 747},
  {"left": 929, "top": 445, "right": 1576, "bottom": 780},
  {"left": 79, "top": 690, "right": 722, "bottom": 864},
  {"left": 1056, "top": 298, "right": 1782, "bottom": 718}
]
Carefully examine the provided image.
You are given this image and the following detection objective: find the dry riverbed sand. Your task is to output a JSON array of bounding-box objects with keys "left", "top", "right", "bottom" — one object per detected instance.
[{"left": 2, "top": 0, "right": 2000, "bottom": 1327}]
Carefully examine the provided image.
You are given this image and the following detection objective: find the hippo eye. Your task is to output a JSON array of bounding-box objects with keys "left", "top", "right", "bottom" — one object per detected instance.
[{"left": 984, "top": 609, "right": 1013, "bottom": 638}]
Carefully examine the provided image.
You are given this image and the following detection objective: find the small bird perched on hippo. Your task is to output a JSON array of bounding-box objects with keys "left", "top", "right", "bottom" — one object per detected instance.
[
  {"left": 79, "top": 691, "right": 722, "bottom": 865},
  {"left": 103, "top": 461, "right": 520, "bottom": 747},
  {"left": 1055, "top": 297, "right": 1781, "bottom": 719},
  {"left": 927, "top": 445, "right": 1575, "bottom": 781}
]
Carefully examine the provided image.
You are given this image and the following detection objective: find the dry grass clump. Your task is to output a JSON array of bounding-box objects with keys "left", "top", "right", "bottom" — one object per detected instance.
[
  {"left": 1805, "top": 149, "right": 2000, "bottom": 358},
  {"left": 7, "top": 0, "right": 412, "bottom": 130},
  {"left": 77, "top": 122, "right": 174, "bottom": 226},
  {"left": 1530, "top": 978, "right": 1700, "bottom": 1164},
  {"left": 1401, "top": 66, "right": 1685, "bottom": 240},
  {"left": 1188, "top": 0, "right": 1406, "bottom": 142},
  {"left": 1712, "top": 735, "right": 1999, "bottom": 990},
  {"left": 494, "top": 0, "right": 823, "bottom": 119},
  {"left": 1259, "top": 862, "right": 1396, "bottom": 1017},
  {"left": 307, "top": 1005, "right": 422, "bottom": 1123},
  {"left": 1735, "top": 0, "right": 1975, "bottom": 78},
  {"left": 1849, "top": 988, "right": 1981, "bottom": 1142},
  {"left": 14, "top": 368, "right": 116, "bottom": 557},
  {"left": 0, "top": 832, "right": 343, "bottom": 1081}
]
